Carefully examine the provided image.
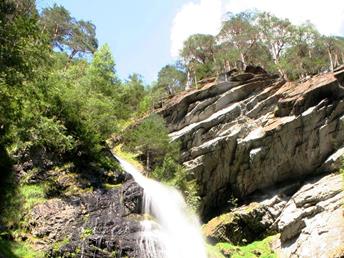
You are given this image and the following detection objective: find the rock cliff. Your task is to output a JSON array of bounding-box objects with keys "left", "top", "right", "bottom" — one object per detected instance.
[
  {"left": 159, "top": 67, "right": 344, "bottom": 218},
  {"left": 29, "top": 179, "right": 144, "bottom": 257},
  {"left": 158, "top": 66, "right": 344, "bottom": 257}
]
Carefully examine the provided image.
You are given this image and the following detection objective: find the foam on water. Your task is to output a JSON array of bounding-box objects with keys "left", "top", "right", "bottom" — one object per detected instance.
[{"left": 115, "top": 156, "right": 207, "bottom": 258}]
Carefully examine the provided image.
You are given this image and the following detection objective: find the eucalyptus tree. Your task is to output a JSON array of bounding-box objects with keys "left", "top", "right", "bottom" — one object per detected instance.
[
  {"left": 321, "top": 36, "right": 344, "bottom": 71},
  {"left": 217, "top": 11, "right": 259, "bottom": 68},
  {"left": 180, "top": 34, "right": 217, "bottom": 84},
  {"left": 257, "top": 12, "right": 295, "bottom": 77},
  {"left": 280, "top": 22, "right": 326, "bottom": 79}
]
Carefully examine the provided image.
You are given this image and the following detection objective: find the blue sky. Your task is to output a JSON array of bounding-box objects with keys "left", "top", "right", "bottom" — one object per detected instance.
[
  {"left": 37, "top": 0, "right": 344, "bottom": 83},
  {"left": 37, "top": 0, "right": 191, "bottom": 83}
]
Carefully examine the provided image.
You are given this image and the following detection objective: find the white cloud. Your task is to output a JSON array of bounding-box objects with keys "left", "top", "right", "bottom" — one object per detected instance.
[
  {"left": 170, "top": 0, "right": 223, "bottom": 57},
  {"left": 170, "top": 0, "right": 344, "bottom": 58}
]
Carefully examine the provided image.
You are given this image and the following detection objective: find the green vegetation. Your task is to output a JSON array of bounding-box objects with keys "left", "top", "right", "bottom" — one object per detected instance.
[
  {"left": 81, "top": 227, "right": 93, "bottom": 239},
  {"left": 52, "top": 237, "right": 70, "bottom": 252},
  {"left": 122, "top": 114, "right": 200, "bottom": 210},
  {"left": 123, "top": 114, "right": 178, "bottom": 169},
  {"left": 1, "top": 0, "right": 343, "bottom": 256},
  {"left": 152, "top": 155, "right": 201, "bottom": 210},
  {"left": 0, "top": 1, "right": 151, "bottom": 254},
  {"left": 208, "top": 235, "right": 278, "bottom": 258},
  {"left": 0, "top": 239, "right": 43, "bottom": 258},
  {"left": 181, "top": 11, "right": 344, "bottom": 83},
  {"left": 19, "top": 184, "right": 46, "bottom": 210}
]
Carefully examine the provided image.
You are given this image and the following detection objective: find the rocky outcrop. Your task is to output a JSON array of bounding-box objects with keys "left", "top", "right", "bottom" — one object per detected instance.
[
  {"left": 28, "top": 179, "right": 144, "bottom": 257},
  {"left": 203, "top": 173, "right": 344, "bottom": 258},
  {"left": 158, "top": 67, "right": 344, "bottom": 221},
  {"left": 274, "top": 173, "right": 344, "bottom": 258}
]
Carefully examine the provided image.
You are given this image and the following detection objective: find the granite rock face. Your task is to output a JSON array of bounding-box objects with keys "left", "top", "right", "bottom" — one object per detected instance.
[
  {"left": 274, "top": 173, "right": 344, "bottom": 258},
  {"left": 28, "top": 179, "right": 144, "bottom": 258},
  {"left": 158, "top": 68, "right": 344, "bottom": 220},
  {"left": 202, "top": 173, "right": 344, "bottom": 258}
]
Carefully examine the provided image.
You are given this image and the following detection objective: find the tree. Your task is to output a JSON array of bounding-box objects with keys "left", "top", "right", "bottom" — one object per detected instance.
[
  {"left": 257, "top": 12, "right": 295, "bottom": 76},
  {"left": 280, "top": 22, "right": 329, "bottom": 79},
  {"left": 217, "top": 11, "right": 258, "bottom": 68},
  {"left": 120, "top": 73, "right": 146, "bottom": 114},
  {"left": 124, "top": 114, "right": 177, "bottom": 170},
  {"left": 322, "top": 36, "right": 344, "bottom": 71},
  {"left": 156, "top": 63, "right": 186, "bottom": 96},
  {"left": 180, "top": 34, "right": 217, "bottom": 84},
  {"left": 87, "top": 44, "right": 119, "bottom": 96},
  {"left": 40, "top": 4, "right": 98, "bottom": 60},
  {"left": 0, "top": 0, "right": 48, "bottom": 145}
]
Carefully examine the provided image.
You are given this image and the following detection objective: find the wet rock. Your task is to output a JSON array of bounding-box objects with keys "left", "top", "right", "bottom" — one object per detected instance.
[{"left": 29, "top": 180, "right": 144, "bottom": 257}]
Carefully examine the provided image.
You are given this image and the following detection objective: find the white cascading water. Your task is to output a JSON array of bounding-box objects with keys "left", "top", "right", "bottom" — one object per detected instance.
[{"left": 115, "top": 155, "right": 208, "bottom": 258}]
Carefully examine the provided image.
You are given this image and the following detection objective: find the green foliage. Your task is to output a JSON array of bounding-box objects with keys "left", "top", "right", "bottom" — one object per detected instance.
[
  {"left": 19, "top": 184, "right": 46, "bottom": 210},
  {"left": 120, "top": 73, "right": 147, "bottom": 116},
  {"left": 181, "top": 34, "right": 217, "bottom": 82},
  {"left": 212, "top": 235, "right": 278, "bottom": 258},
  {"left": 0, "top": 239, "right": 43, "bottom": 258},
  {"left": 81, "top": 227, "right": 93, "bottom": 239},
  {"left": 40, "top": 4, "right": 98, "bottom": 59},
  {"left": 88, "top": 44, "right": 120, "bottom": 96},
  {"left": 181, "top": 10, "right": 344, "bottom": 82},
  {"left": 124, "top": 114, "right": 176, "bottom": 168},
  {"left": 156, "top": 63, "right": 186, "bottom": 96},
  {"left": 217, "top": 12, "right": 258, "bottom": 67},
  {"left": 53, "top": 237, "right": 70, "bottom": 252},
  {"left": 151, "top": 155, "right": 200, "bottom": 210},
  {"left": 28, "top": 117, "right": 75, "bottom": 152}
]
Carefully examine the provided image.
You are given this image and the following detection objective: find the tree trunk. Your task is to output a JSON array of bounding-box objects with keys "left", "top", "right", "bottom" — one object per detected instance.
[
  {"left": 240, "top": 52, "right": 246, "bottom": 69},
  {"left": 334, "top": 53, "right": 339, "bottom": 68},
  {"left": 64, "top": 50, "right": 78, "bottom": 70},
  {"left": 273, "top": 58, "right": 285, "bottom": 78},
  {"left": 146, "top": 151, "right": 150, "bottom": 171},
  {"left": 194, "top": 73, "right": 198, "bottom": 89},
  {"left": 328, "top": 50, "right": 334, "bottom": 71},
  {"left": 185, "top": 71, "right": 192, "bottom": 90}
]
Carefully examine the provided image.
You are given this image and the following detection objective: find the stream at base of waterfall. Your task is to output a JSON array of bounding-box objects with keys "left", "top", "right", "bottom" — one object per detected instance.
[{"left": 115, "top": 156, "right": 207, "bottom": 258}]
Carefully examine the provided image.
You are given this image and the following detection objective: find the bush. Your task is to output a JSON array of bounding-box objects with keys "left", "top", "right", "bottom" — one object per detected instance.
[
  {"left": 152, "top": 155, "right": 200, "bottom": 211},
  {"left": 124, "top": 114, "right": 179, "bottom": 169}
]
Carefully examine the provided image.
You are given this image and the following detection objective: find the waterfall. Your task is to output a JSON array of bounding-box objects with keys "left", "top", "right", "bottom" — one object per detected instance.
[{"left": 115, "top": 155, "right": 207, "bottom": 258}]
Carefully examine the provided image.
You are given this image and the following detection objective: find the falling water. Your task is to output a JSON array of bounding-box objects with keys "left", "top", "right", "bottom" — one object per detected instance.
[{"left": 115, "top": 155, "right": 207, "bottom": 258}]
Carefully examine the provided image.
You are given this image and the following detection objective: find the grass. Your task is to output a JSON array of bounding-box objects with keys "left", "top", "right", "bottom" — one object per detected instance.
[
  {"left": 208, "top": 235, "right": 278, "bottom": 258},
  {"left": 0, "top": 239, "right": 43, "bottom": 258},
  {"left": 113, "top": 144, "right": 144, "bottom": 171},
  {"left": 207, "top": 243, "right": 226, "bottom": 258},
  {"left": 19, "top": 184, "right": 46, "bottom": 210},
  {"left": 103, "top": 183, "right": 122, "bottom": 190}
]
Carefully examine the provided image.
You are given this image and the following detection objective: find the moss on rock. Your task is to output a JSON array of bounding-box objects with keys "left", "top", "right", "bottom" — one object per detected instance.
[{"left": 207, "top": 235, "right": 278, "bottom": 258}]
